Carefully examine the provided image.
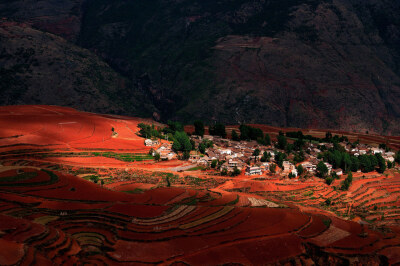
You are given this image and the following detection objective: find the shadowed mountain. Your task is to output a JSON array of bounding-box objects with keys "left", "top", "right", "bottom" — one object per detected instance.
[
  {"left": 0, "top": 22, "right": 156, "bottom": 117},
  {"left": 0, "top": 0, "right": 399, "bottom": 134}
]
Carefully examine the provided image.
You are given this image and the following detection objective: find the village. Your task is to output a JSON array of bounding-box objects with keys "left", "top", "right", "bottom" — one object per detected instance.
[{"left": 144, "top": 127, "right": 398, "bottom": 180}]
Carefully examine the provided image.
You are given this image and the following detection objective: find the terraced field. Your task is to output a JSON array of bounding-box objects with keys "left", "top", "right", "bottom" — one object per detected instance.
[
  {"left": 1, "top": 105, "right": 400, "bottom": 264},
  {"left": 221, "top": 171, "right": 400, "bottom": 226},
  {"left": 1, "top": 167, "right": 400, "bottom": 264}
]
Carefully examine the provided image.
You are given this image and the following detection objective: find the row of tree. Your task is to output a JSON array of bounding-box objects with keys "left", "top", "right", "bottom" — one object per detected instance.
[
  {"left": 194, "top": 121, "right": 274, "bottom": 145},
  {"left": 320, "top": 149, "right": 388, "bottom": 174},
  {"left": 137, "top": 123, "right": 164, "bottom": 139}
]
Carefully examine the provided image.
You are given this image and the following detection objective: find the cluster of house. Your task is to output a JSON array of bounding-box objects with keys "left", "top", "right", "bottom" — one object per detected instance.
[
  {"left": 145, "top": 139, "right": 178, "bottom": 161},
  {"left": 189, "top": 135, "right": 279, "bottom": 176},
  {"left": 146, "top": 135, "right": 397, "bottom": 177},
  {"left": 334, "top": 143, "right": 396, "bottom": 162}
]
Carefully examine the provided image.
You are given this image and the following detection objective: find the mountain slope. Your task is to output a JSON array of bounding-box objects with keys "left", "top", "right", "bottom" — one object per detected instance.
[
  {"left": 0, "top": 0, "right": 399, "bottom": 134},
  {"left": 0, "top": 22, "right": 156, "bottom": 117},
  {"left": 77, "top": 0, "right": 400, "bottom": 134}
]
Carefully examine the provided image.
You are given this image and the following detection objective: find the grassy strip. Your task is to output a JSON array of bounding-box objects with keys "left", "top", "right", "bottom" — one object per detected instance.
[
  {"left": 92, "top": 152, "right": 153, "bottom": 162},
  {"left": 186, "top": 166, "right": 205, "bottom": 171},
  {"left": 226, "top": 195, "right": 239, "bottom": 206},
  {"left": 0, "top": 169, "right": 58, "bottom": 187},
  {"left": 179, "top": 206, "right": 234, "bottom": 229},
  {"left": 122, "top": 188, "right": 144, "bottom": 194},
  {"left": 0, "top": 172, "right": 37, "bottom": 183}
]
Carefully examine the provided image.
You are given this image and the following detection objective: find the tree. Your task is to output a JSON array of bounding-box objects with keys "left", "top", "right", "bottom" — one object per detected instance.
[
  {"left": 325, "top": 131, "right": 332, "bottom": 141},
  {"left": 231, "top": 130, "right": 240, "bottom": 141},
  {"left": 326, "top": 177, "right": 333, "bottom": 185},
  {"left": 253, "top": 149, "right": 260, "bottom": 157},
  {"left": 183, "top": 151, "right": 190, "bottom": 160},
  {"left": 293, "top": 151, "right": 305, "bottom": 164},
  {"left": 251, "top": 128, "right": 264, "bottom": 140},
  {"left": 341, "top": 172, "right": 353, "bottom": 190},
  {"left": 332, "top": 150, "right": 342, "bottom": 169},
  {"left": 154, "top": 153, "right": 161, "bottom": 161},
  {"left": 286, "top": 143, "right": 294, "bottom": 153},
  {"left": 395, "top": 151, "right": 400, "bottom": 164},
  {"left": 359, "top": 155, "right": 372, "bottom": 172},
  {"left": 166, "top": 120, "right": 184, "bottom": 133},
  {"left": 264, "top": 134, "right": 271, "bottom": 145},
  {"left": 232, "top": 167, "right": 241, "bottom": 176},
  {"left": 316, "top": 161, "right": 329, "bottom": 178},
  {"left": 261, "top": 151, "right": 271, "bottom": 162},
  {"left": 277, "top": 135, "right": 287, "bottom": 150},
  {"left": 293, "top": 138, "right": 305, "bottom": 151},
  {"left": 239, "top": 125, "right": 250, "bottom": 140},
  {"left": 190, "top": 139, "right": 196, "bottom": 150},
  {"left": 269, "top": 163, "right": 276, "bottom": 173},
  {"left": 89, "top": 175, "right": 99, "bottom": 184},
  {"left": 194, "top": 120, "right": 205, "bottom": 137},
  {"left": 239, "top": 125, "right": 263, "bottom": 141},
  {"left": 297, "top": 164, "right": 304, "bottom": 175},
  {"left": 370, "top": 155, "right": 378, "bottom": 169},
  {"left": 376, "top": 153, "right": 386, "bottom": 173},
  {"left": 172, "top": 131, "right": 192, "bottom": 154},
  {"left": 331, "top": 172, "right": 339, "bottom": 180},
  {"left": 198, "top": 142, "right": 206, "bottom": 154},
  {"left": 211, "top": 160, "right": 218, "bottom": 168},
  {"left": 201, "top": 139, "right": 214, "bottom": 149},
  {"left": 342, "top": 153, "right": 352, "bottom": 173},
  {"left": 138, "top": 123, "right": 163, "bottom": 139},
  {"left": 275, "top": 152, "right": 285, "bottom": 168},
  {"left": 347, "top": 171, "right": 353, "bottom": 183},
  {"left": 350, "top": 156, "right": 360, "bottom": 172},
  {"left": 325, "top": 198, "right": 332, "bottom": 206},
  {"left": 387, "top": 161, "right": 393, "bottom": 169},
  {"left": 221, "top": 168, "right": 228, "bottom": 176},
  {"left": 209, "top": 123, "right": 226, "bottom": 138}
]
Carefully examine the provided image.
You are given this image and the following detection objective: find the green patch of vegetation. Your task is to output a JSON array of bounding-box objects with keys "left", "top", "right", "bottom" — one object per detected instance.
[
  {"left": 0, "top": 171, "right": 37, "bottom": 183},
  {"left": 184, "top": 197, "right": 198, "bottom": 206},
  {"left": 85, "top": 175, "right": 99, "bottom": 183},
  {"left": 186, "top": 166, "right": 205, "bottom": 171},
  {"left": 0, "top": 169, "right": 58, "bottom": 187},
  {"left": 123, "top": 188, "right": 144, "bottom": 194},
  {"left": 226, "top": 195, "right": 239, "bottom": 206},
  {"left": 322, "top": 218, "right": 332, "bottom": 227},
  {"left": 185, "top": 176, "right": 207, "bottom": 186},
  {"left": 302, "top": 191, "right": 314, "bottom": 197},
  {"left": 325, "top": 198, "right": 332, "bottom": 206},
  {"left": 92, "top": 152, "right": 153, "bottom": 162}
]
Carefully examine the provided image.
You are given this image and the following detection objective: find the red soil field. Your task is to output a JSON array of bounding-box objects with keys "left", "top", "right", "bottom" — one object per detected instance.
[
  {"left": 0, "top": 166, "right": 399, "bottom": 264},
  {"left": 1, "top": 105, "right": 400, "bottom": 264},
  {"left": 0, "top": 105, "right": 151, "bottom": 152}
]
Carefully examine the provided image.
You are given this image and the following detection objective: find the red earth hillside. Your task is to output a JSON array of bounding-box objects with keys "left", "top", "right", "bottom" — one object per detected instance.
[
  {"left": 0, "top": 167, "right": 400, "bottom": 264},
  {"left": 0, "top": 105, "right": 160, "bottom": 152},
  {"left": 1, "top": 105, "right": 400, "bottom": 264}
]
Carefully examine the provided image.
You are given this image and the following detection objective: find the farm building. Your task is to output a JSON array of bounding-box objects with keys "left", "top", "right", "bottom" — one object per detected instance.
[
  {"left": 145, "top": 139, "right": 160, "bottom": 147},
  {"left": 246, "top": 166, "right": 262, "bottom": 176}
]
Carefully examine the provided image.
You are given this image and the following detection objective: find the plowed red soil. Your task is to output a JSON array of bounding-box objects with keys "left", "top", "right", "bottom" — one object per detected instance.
[{"left": 1, "top": 105, "right": 400, "bottom": 264}]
